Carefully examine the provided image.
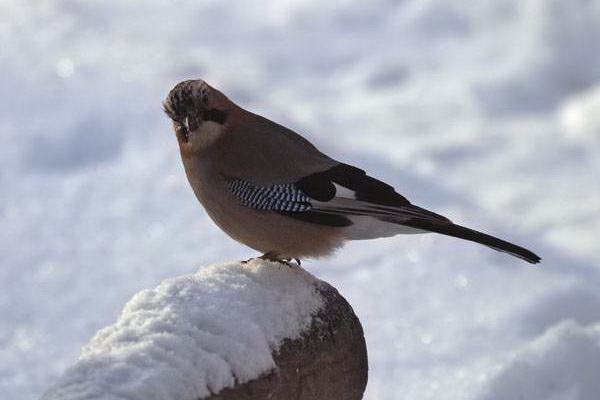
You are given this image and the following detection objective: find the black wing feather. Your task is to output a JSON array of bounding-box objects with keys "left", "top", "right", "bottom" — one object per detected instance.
[
  {"left": 297, "top": 163, "right": 412, "bottom": 206},
  {"left": 397, "top": 218, "right": 541, "bottom": 264}
]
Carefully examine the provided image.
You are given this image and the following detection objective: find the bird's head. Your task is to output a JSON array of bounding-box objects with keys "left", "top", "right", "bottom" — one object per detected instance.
[{"left": 163, "top": 79, "right": 232, "bottom": 152}]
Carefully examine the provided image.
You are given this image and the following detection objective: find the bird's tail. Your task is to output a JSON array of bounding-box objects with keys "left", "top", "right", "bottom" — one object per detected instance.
[{"left": 396, "top": 218, "right": 541, "bottom": 264}]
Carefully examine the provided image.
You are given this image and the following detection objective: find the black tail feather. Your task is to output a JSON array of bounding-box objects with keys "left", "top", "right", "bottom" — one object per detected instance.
[{"left": 399, "top": 219, "right": 541, "bottom": 264}]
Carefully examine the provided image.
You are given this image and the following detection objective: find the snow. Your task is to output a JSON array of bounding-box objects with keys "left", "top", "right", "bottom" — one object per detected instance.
[
  {"left": 1, "top": 1, "right": 600, "bottom": 400},
  {"left": 40, "top": 260, "right": 323, "bottom": 400},
  {"left": 479, "top": 321, "right": 600, "bottom": 400}
]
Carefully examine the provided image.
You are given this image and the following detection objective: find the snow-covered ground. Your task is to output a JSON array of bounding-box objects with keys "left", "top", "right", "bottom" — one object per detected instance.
[
  {"left": 2, "top": 0, "right": 599, "bottom": 399},
  {"left": 41, "top": 261, "right": 325, "bottom": 400}
]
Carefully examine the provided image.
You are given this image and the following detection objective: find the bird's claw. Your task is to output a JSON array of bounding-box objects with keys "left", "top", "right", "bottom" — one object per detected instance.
[{"left": 255, "top": 252, "right": 302, "bottom": 268}]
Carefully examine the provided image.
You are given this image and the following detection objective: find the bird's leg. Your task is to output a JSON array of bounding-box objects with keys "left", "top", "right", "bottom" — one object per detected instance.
[
  {"left": 258, "top": 251, "right": 281, "bottom": 262},
  {"left": 280, "top": 258, "right": 302, "bottom": 267},
  {"left": 280, "top": 257, "right": 295, "bottom": 268}
]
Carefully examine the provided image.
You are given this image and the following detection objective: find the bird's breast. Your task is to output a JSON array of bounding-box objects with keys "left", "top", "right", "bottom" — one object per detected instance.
[{"left": 181, "top": 159, "right": 344, "bottom": 258}]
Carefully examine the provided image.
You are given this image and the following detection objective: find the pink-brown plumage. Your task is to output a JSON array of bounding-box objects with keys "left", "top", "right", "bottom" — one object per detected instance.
[{"left": 164, "top": 79, "right": 541, "bottom": 264}]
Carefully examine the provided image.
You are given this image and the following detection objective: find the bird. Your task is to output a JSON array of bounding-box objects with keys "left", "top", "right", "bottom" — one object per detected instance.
[{"left": 163, "top": 79, "right": 541, "bottom": 265}]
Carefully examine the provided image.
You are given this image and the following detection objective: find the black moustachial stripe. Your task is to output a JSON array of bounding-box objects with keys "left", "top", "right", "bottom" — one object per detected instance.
[
  {"left": 203, "top": 109, "right": 227, "bottom": 124},
  {"left": 297, "top": 163, "right": 412, "bottom": 206}
]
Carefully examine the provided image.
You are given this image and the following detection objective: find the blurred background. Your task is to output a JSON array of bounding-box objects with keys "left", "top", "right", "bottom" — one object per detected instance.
[{"left": 2, "top": 0, "right": 600, "bottom": 399}]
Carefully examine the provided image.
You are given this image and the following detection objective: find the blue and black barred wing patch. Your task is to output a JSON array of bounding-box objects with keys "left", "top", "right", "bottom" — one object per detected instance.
[
  {"left": 225, "top": 180, "right": 313, "bottom": 212},
  {"left": 224, "top": 179, "right": 353, "bottom": 227}
]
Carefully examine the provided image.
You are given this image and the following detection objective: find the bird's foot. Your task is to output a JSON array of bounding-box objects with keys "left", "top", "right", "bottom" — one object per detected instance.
[
  {"left": 258, "top": 252, "right": 301, "bottom": 268},
  {"left": 258, "top": 251, "right": 281, "bottom": 262}
]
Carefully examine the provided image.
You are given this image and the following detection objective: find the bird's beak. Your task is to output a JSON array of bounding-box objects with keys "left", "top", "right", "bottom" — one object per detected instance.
[{"left": 184, "top": 115, "right": 200, "bottom": 133}]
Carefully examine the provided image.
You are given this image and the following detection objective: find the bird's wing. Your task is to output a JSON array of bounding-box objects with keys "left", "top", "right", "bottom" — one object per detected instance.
[
  {"left": 224, "top": 163, "right": 450, "bottom": 226},
  {"left": 224, "top": 163, "right": 541, "bottom": 264},
  {"left": 294, "top": 163, "right": 451, "bottom": 222}
]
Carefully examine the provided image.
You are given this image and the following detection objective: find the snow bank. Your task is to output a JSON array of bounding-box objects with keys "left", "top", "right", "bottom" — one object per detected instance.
[
  {"left": 41, "top": 260, "right": 324, "bottom": 400},
  {"left": 479, "top": 321, "right": 600, "bottom": 400},
  {"left": 473, "top": 0, "right": 600, "bottom": 114}
]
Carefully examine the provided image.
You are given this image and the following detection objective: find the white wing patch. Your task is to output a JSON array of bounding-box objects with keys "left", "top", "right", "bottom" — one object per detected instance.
[
  {"left": 332, "top": 183, "right": 356, "bottom": 199},
  {"left": 344, "top": 216, "right": 427, "bottom": 240}
]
